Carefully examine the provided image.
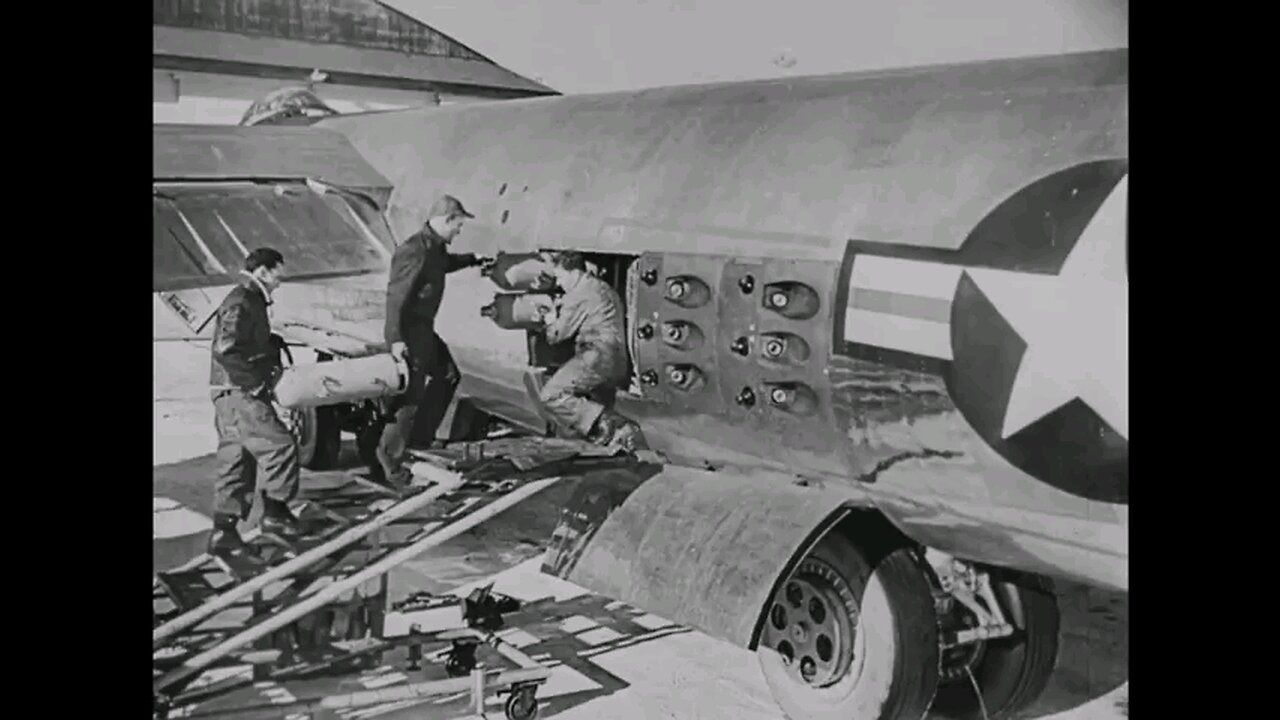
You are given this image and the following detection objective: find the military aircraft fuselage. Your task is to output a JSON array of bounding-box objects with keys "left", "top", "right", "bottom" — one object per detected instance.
[{"left": 316, "top": 48, "right": 1128, "bottom": 593}]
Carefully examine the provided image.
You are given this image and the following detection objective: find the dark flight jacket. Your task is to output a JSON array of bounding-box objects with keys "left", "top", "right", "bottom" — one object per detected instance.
[
  {"left": 209, "top": 279, "right": 280, "bottom": 391},
  {"left": 384, "top": 227, "right": 479, "bottom": 346}
]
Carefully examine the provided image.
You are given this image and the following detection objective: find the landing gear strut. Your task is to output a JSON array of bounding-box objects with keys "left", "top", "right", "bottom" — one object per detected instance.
[{"left": 927, "top": 555, "right": 1060, "bottom": 720}]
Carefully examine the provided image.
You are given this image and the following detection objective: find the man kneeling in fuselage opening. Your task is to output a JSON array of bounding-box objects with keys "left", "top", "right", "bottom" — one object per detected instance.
[{"left": 535, "top": 250, "right": 645, "bottom": 453}]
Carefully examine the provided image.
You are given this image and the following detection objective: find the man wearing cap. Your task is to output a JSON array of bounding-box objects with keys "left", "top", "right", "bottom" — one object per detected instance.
[{"left": 376, "top": 194, "right": 486, "bottom": 487}]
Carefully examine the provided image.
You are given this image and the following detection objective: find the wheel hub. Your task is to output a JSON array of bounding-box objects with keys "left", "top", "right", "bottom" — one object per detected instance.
[{"left": 761, "top": 557, "right": 858, "bottom": 688}]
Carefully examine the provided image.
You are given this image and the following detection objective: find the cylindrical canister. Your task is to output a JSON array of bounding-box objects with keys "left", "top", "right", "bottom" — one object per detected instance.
[
  {"left": 482, "top": 252, "right": 555, "bottom": 292},
  {"left": 481, "top": 293, "right": 556, "bottom": 331},
  {"left": 274, "top": 352, "right": 410, "bottom": 409}
]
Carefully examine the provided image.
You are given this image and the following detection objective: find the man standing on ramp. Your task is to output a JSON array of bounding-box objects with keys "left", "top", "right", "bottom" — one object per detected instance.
[
  {"left": 206, "top": 248, "right": 302, "bottom": 556},
  {"left": 377, "top": 194, "right": 486, "bottom": 488}
]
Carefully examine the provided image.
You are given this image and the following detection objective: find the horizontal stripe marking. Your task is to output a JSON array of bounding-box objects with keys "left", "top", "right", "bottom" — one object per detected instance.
[
  {"left": 845, "top": 309, "right": 953, "bottom": 360},
  {"left": 851, "top": 254, "right": 963, "bottom": 300},
  {"left": 851, "top": 287, "right": 951, "bottom": 323}
]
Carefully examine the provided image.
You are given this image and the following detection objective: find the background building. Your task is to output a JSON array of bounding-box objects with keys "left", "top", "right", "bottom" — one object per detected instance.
[{"left": 154, "top": 0, "right": 557, "bottom": 124}]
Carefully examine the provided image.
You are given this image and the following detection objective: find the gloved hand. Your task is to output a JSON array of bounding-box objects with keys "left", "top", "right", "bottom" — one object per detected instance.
[
  {"left": 535, "top": 300, "right": 559, "bottom": 326},
  {"left": 269, "top": 333, "right": 293, "bottom": 366},
  {"left": 532, "top": 270, "right": 556, "bottom": 291},
  {"left": 248, "top": 382, "right": 274, "bottom": 401},
  {"left": 390, "top": 341, "right": 408, "bottom": 360}
]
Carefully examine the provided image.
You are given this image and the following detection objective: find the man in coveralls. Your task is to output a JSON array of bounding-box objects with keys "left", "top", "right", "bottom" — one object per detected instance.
[
  {"left": 536, "top": 250, "right": 645, "bottom": 452},
  {"left": 377, "top": 194, "right": 486, "bottom": 487},
  {"left": 206, "top": 248, "right": 302, "bottom": 555}
]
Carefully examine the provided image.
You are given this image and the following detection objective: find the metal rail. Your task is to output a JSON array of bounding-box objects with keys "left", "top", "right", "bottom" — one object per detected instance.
[
  {"left": 154, "top": 474, "right": 562, "bottom": 695},
  {"left": 153, "top": 473, "right": 465, "bottom": 646}
]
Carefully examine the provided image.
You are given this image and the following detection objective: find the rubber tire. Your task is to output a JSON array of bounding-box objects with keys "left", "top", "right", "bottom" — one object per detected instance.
[
  {"left": 758, "top": 530, "right": 940, "bottom": 720},
  {"left": 293, "top": 405, "right": 342, "bottom": 470},
  {"left": 504, "top": 688, "right": 539, "bottom": 720},
  {"left": 931, "top": 572, "right": 1060, "bottom": 719}
]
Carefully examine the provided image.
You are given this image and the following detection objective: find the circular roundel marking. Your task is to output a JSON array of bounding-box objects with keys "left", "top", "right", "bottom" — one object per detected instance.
[{"left": 947, "top": 159, "right": 1128, "bottom": 504}]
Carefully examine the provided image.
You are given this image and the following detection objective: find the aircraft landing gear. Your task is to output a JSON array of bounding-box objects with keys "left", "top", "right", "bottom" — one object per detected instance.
[
  {"left": 926, "top": 553, "right": 1060, "bottom": 720},
  {"left": 757, "top": 528, "right": 1062, "bottom": 720},
  {"left": 756, "top": 527, "right": 940, "bottom": 720}
]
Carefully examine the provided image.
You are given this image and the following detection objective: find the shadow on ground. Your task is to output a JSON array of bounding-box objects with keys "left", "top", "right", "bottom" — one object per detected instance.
[
  {"left": 473, "top": 593, "right": 696, "bottom": 719},
  {"left": 155, "top": 440, "right": 1126, "bottom": 720},
  {"left": 154, "top": 438, "right": 582, "bottom": 587}
]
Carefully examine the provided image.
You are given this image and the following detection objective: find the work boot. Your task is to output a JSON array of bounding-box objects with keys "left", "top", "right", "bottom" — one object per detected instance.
[
  {"left": 606, "top": 421, "right": 648, "bottom": 455},
  {"left": 586, "top": 413, "right": 620, "bottom": 446},
  {"left": 207, "top": 514, "right": 249, "bottom": 555},
  {"left": 260, "top": 499, "right": 302, "bottom": 539}
]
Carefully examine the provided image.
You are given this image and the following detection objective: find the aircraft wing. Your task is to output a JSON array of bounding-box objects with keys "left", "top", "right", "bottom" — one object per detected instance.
[{"left": 153, "top": 123, "right": 397, "bottom": 331}]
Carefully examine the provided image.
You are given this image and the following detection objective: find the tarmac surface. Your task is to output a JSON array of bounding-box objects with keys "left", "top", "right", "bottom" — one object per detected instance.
[{"left": 154, "top": 338, "right": 1128, "bottom": 719}]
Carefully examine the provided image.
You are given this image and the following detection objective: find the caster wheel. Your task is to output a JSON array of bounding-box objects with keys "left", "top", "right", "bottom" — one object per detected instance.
[
  {"left": 504, "top": 686, "right": 539, "bottom": 720},
  {"left": 445, "top": 650, "right": 477, "bottom": 678},
  {"left": 446, "top": 640, "right": 478, "bottom": 677}
]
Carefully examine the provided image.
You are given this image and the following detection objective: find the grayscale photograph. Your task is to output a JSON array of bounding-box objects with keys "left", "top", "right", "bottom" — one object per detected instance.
[{"left": 152, "top": 2, "right": 1128, "bottom": 718}]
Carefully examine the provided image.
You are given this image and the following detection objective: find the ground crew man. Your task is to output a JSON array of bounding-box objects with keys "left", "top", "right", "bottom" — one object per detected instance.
[
  {"left": 376, "top": 194, "right": 486, "bottom": 487},
  {"left": 206, "top": 248, "right": 302, "bottom": 555},
  {"left": 536, "top": 250, "right": 645, "bottom": 452}
]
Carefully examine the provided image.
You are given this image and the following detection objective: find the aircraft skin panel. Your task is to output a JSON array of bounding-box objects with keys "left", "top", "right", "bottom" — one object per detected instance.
[
  {"left": 545, "top": 464, "right": 865, "bottom": 649},
  {"left": 320, "top": 49, "right": 1125, "bottom": 254},
  {"left": 153, "top": 124, "right": 393, "bottom": 203},
  {"left": 306, "top": 49, "right": 1127, "bottom": 592}
]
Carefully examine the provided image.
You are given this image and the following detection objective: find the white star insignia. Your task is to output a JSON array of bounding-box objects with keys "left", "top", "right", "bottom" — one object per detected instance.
[{"left": 965, "top": 175, "right": 1128, "bottom": 440}]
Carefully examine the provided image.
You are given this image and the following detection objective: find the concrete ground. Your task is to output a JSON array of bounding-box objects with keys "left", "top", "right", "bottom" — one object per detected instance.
[{"left": 154, "top": 339, "right": 1128, "bottom": 719}]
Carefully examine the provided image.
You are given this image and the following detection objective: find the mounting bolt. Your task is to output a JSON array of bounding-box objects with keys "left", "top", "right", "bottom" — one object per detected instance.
[
  {"left": 730, "top": 337, "right": 750, "bottom": 356},
  {"left": 764, "top": 338, "right": 785, "bottom": 358},
  {"left": 669, "top": 367, "right": 688, "bottom": 385},
  {"left": 641, "top": 268, "right": 659, "bottom": 285},
  {"left": 770, "top": 290, "right": 790, "bottom": 308},
  {"left": 739, "top": 274, "right": 756, "bottom": 294},
  {"left": 664, "top": 324, "right": 684, "bottom": 342},
  {"left": 666, "top": 279, "right": 687, "bottom": 299},
  {"left": 640, "top": 370, "right": 659, "bottom": 386},
  {"left": 771, "top": 387, "right": 790, "bottom": 405},
  {"left": 736, "top": 387, "right": 757, "bottom": 407},
  {"left": 637, "top": 323, "right": 654, "bottom": 340}
]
